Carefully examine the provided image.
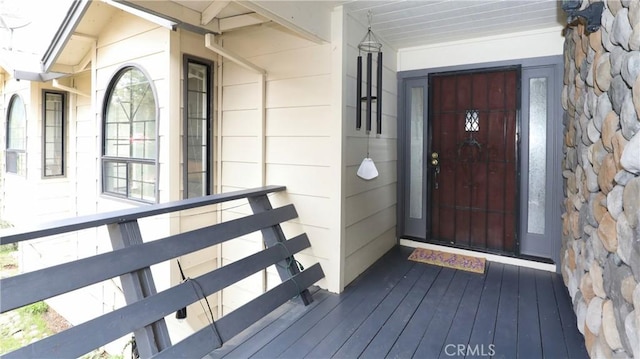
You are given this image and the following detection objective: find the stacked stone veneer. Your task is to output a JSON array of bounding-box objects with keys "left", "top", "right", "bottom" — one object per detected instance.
[{"left": 561, "top": 1, "right": 640, "bottom": 358}]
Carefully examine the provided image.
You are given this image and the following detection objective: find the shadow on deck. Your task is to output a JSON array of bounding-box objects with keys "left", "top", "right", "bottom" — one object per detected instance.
[{"left": 212, "top": 246, "right": 588, "bottom": 359}]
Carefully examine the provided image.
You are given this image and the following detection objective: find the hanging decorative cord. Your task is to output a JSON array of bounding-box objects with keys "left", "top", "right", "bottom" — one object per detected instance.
[
  {"left": 175, "top": 259, "right": 222, "bottom": 348},
  {"left": 272, "top": 241, "right": 304, "bottom": 299}
]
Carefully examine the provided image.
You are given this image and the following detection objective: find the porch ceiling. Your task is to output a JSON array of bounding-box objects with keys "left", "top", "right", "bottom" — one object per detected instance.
[
  {"left": 343, "top": 0, "right": 565, "bottom": 49},
  {"left": 49, "top": 0, "right": 566, "bottom": 76},
  {"left": 172, "top": 0, "right": 566, "bottom": 50}
]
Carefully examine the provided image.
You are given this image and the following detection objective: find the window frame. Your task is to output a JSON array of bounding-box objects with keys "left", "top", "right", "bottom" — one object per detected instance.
[
  {"left": 6, "top": 94, "right": 27, "bottom": 176},
  {"left": 101, "top": 64, "right": 159, "bottom": 203},
  {"left": 182, "top": 55, "right": 214, "bottom": 199},
  {"left": 42, "top": 90, "right": 66, "bottom": 178}
]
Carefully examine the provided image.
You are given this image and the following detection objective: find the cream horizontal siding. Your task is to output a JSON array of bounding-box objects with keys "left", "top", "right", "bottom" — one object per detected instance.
[
  {"left": 265, "top": 106, "right": 332, "bottom": 136},
  {"left": 1, "top": 80, "right": 39, "bottom": 226},
  {"left": 341, "top": 11, "right": 399, "bottom": 287},
  {"left": 222, "top": 110, "right": 260, "bottom": 136},
  {"left": 0, "top": 72, "right": 4, "bottom": 221},
  {"left": 173, "top": 30, "right": 227, "bottom": 332},
  {"left": 69, "top": 71, "right": 98, "bottom": 217},
  {"left": 2, "top": 79, "right": 74, "bottom": 226},
  {"left": 94, "top": 9, "right": 171, "bottom": 208},
  {"left": 9, "top": 9, "right": 181, "bottom": 351},
  {"left": 266, "top": 137, "right": 332, "bottom": 166},
  {"left": 218, "top": 21, "right": 340, "bottom": 312}
]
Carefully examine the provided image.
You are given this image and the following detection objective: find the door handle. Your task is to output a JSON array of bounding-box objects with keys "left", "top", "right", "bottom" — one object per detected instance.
[{"left": 431, "top": 152, "right": 440, "bottom": 189}]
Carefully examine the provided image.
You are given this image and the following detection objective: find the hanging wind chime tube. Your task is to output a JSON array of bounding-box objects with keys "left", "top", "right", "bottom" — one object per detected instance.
[
  {"left": 356, "top": 12, "right": 383, "bottom": 181},
  {"left": 356, "top": 55, "right": 362, "bottom": 130},
  {"left": 376, "top": 51, "right": 382, "bottom": 134},
  {"left": 366, "top": 52, "right": 373, "bottom": 132},
  {"left": 356, "top": 11, "right": 383, "bottom": 135}
]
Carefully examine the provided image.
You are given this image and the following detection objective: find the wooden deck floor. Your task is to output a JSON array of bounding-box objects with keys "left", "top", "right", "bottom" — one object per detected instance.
[{"left": 208, "top": 246, "right": 587, "bottom": 359}]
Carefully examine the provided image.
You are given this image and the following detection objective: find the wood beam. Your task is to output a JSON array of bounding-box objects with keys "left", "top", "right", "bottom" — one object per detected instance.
[
  {"left": 201, "top": 0, "right": 230, "bottom": 25},
  {"left": 73, "top": 48, "right": 93, "bottom": 73},
  {"left": 204, "top": 33, "right": 266, "bottom": 75},
  {"left": 48, "top": 63, "right": 74, "bottom": 74},
  {"left": 53, "top": 79, "right": 90, "bottom": 97},
  {"left": 70, "top": 32, "right": 97, "bottom": 42},
  {"left": 238, "top": 1, "right": 330, "bottom": 44},
  {"left": 219, "top": 13, "right": 269, "bottom": 31},
  {"left": 116, "top": 0, "right": 220, "bottom": 33}
]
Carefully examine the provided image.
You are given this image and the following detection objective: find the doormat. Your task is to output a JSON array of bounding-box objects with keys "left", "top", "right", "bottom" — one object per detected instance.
[{"left": 408, "top": 248, "right": 486, "bottom": 274}]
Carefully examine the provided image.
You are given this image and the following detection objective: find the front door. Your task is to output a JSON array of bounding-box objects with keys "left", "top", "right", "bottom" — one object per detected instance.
[{"left": 428, "top": 67, "right": 520, "bottom": 254}]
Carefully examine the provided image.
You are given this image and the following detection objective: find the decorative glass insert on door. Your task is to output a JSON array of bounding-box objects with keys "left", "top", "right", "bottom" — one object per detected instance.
[
  {"left": 528, "top": 77, "right": 547, "bottom": 234},
  {"left": 464, "top": 109, "right": 479, "bottom": 132}
]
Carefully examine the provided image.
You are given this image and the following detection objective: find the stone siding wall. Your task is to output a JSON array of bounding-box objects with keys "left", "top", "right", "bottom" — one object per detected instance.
[{"left": 561, "top": 1, "right": 640, "bottom": 358}]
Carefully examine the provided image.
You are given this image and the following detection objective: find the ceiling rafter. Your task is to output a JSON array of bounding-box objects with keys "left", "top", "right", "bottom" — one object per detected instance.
[
  {"left": 219, "top": 13, "right": 269, "bottom": 32},
  {"left": 201, "top": 0, "right": 230, "bottom": 25},
  {"left": 73, "top": 47, "right": 93, "bottom": 73},
  {"left": 70, "top": 32, "right": 97, "bottom": 42},
  {"left": 204, "top": 33, "right": 265, "bottom": 75}
]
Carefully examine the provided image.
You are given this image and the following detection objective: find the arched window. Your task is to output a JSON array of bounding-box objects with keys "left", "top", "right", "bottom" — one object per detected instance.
[
  {"left": 102, "top": 66, "right": 157, "bottom": 203},
  {"left": 6, "top": 94, "right": 26, "bottom": 175}
]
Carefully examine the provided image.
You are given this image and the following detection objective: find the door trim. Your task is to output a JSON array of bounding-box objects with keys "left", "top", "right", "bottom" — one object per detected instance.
[{"left": 397, "top": 55, "right": 564, "bottom": 266}]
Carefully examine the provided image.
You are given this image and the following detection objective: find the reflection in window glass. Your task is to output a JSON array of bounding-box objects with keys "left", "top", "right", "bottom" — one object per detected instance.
[
  {"left": 528, "top": 77, "right": 547, "bottom": 234},
  {"left": 102, "top": 67, "right": 157, "bottom": 203},
  {"left": 409, "top": 87, "right": 424, "bottom": 219},
  {"left": 44, "top": 92, "right": 65, "bottom": 176},
  {"left": 185, "top": 59, "right": 211, "bottom": 199},
  {"left": 6, "top": 95, "right": 26, "bottom": 175}
]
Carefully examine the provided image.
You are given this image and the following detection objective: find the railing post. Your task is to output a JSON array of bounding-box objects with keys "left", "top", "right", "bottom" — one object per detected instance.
[
  {"left": 108, "top": 220, "right": 172, "bottom": 357},
  {"left": 248, "top": 195, "right": 313, "bottom": 305}
]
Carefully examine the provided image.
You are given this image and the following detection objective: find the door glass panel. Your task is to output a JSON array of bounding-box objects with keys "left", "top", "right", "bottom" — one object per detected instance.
[
  {"left": 528, "top": 77, "right": 547, "bottom": 234},
  {"left": 409, "top": 87, "right": 424, "bottom": 219}
]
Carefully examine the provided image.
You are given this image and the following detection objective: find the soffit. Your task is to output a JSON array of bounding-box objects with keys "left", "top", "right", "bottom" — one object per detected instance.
[
  {"left": 49, "top": 0, "right": 566, "bottom": 74},
  {"left": 168, "top": 0, "right": 565, "bottom": 49},
  {"left": 55, "top": 1, "right": 116, "bottom": 69},
  {"left": 343, "top": 0, "right": 564, "bottom": 49}
]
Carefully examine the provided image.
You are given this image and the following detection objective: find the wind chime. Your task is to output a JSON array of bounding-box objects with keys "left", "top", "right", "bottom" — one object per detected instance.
[{"left": 356, "top": 11, "right": 382, "bottom": 180}]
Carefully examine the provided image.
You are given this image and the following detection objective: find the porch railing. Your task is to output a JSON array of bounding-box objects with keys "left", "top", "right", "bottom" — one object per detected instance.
[{"left": 0, "top": 185, "right": 324, "bottom": 358}]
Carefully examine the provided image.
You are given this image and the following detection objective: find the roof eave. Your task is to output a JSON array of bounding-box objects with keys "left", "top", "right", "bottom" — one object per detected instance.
[
  {"left": 40, "top": 0, "right": 91, "bottom": 74},
  {"left": 13, "top": 70, "right": 67, "bottom": 82}
]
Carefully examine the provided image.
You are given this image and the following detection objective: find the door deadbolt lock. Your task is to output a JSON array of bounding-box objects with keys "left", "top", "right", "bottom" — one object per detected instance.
[
  {"left": 431, "top": 159, "right": 439, "bottom": 166},
  {"left": 431, "top": 152, "right": 439, "bottom": 159}
]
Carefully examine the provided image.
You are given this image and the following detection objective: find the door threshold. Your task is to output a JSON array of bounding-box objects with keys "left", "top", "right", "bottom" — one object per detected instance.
[{"left": 400, "top": 238, "right": 557, "bottom": 273}]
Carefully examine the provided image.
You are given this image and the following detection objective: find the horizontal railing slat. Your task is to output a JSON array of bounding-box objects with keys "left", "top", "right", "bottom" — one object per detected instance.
[
  {"left": 2, "top": 234, "right": 311, "bottom": 359},
  {"left": 151, "top": 263, "right": 325, "bottom": 359},
  {"left": 0, "top": 205, "right": 298, "bottom": 313},
  {"left": 0, "top": 185, "right": 286, "bottom": 245}
]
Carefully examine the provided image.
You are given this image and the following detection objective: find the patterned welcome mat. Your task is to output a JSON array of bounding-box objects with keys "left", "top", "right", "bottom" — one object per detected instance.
[{"left": 408, "top": 248, "right": 486, "bottom": 274}]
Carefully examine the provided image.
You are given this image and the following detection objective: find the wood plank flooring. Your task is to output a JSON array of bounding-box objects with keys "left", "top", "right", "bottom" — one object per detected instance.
[{"left": 208, "top": 246, "right": 588, "bottom": 359}]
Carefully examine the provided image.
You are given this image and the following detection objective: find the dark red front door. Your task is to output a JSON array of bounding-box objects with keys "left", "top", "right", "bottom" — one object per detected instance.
[{"left": 429, "top": 68, "right": 519, "bottom": 254}]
